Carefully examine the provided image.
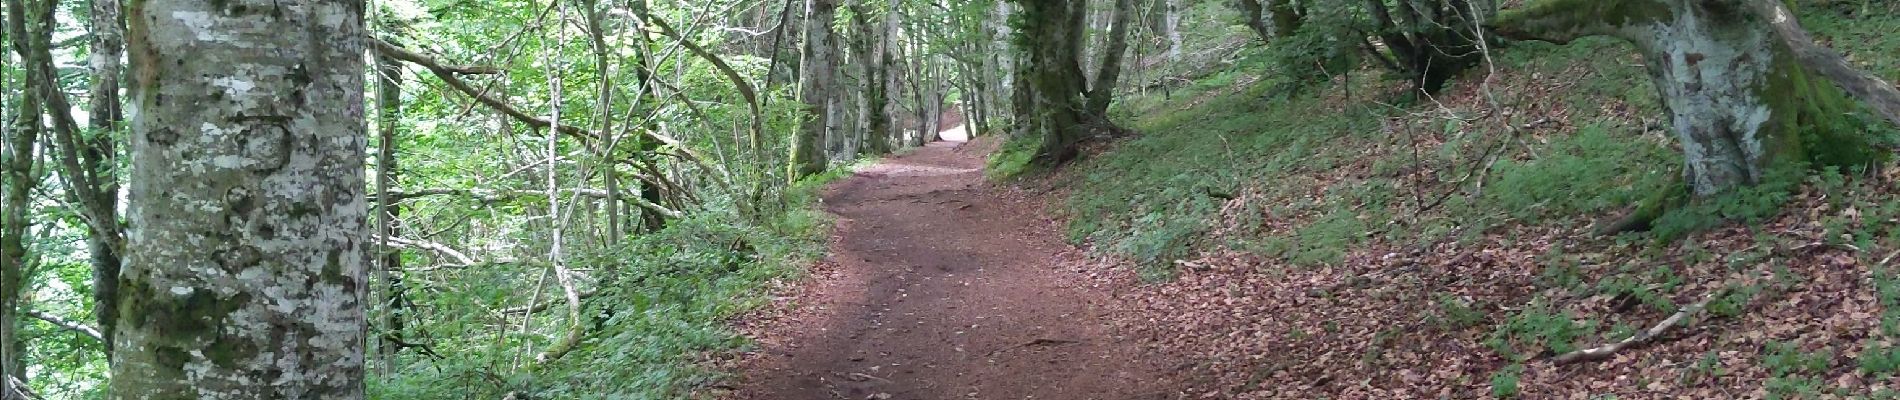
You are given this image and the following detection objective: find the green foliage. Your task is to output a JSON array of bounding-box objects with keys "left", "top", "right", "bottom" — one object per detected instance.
[
  {"left": 1260, "top": 7, "right": 1363, "bottom": 96},
  {"left": 1858, "top": 342, "right": 1900, "bottom": 378},
  {"left": 1433, "top": 294, "right": 1486, "bottom": 329},
  {"left": 1490, "top": 363, "right": 1523, "bottom": 399},
  {"left": 1650, "top": 163, "right": 1805, "bottom": 241},
  {"left": 986, "top": 133, "right": 1044, "bottom": 180},
  {"left": 1487, "top": 302, "right": 1595, "bottom": 360},
  {"left": 1762, "top": 341, "right": 1834, "bottom": 377},
  {"left": 1485, "top": 125, "right": 1674, "bottom": 221}
]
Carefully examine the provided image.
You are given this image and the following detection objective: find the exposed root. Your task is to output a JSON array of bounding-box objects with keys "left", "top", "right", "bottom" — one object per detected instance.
[{"left": 1593, "top": 183, "right": 1689, "bottom": 236}]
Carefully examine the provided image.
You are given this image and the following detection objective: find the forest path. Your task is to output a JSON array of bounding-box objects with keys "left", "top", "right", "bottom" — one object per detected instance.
[{"left": 727, "top": 140, "right": 1174, "bottom": 400}]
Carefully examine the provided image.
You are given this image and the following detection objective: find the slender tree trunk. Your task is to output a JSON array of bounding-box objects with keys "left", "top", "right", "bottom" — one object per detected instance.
[
  {"left": 792, "top": 0, "right": 836, "bottom": 179},
  {"left": 372, "top": 36, "right": 405, "bottom": 374},
  {"left": 85, "top": 0, "right": 126, "bottom": 355},
  {"left": 1, "top": 43, "right": 42, "bottom": 400},
  {"left": 116, "top": 0, "right": 367, "bottom": 397},
  {"left": 1086, "top": 0, "right": 1134, "bottom": 116},
  {"left": 1495, "top": 0, "right": 1887, "bottom": 195}
]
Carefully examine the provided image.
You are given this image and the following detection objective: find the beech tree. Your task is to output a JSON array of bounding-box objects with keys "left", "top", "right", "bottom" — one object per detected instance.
[
  {"left": 113, "top": 0, "right": 367, "bottom": 397},
  {"left": 1495, "top": 0, "right": 1900, "bottom": 199},
  {"left": 793, "top": 0, "right": 838, "bottom": 179}
]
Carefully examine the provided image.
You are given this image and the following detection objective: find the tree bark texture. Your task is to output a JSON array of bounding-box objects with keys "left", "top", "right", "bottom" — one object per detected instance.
[
  {"left": 86, "top": 0, "right": 127, "bottom": 356},
  {"left": 1, "top": 47, "right": 42, "bottom": 400},
  {"left": 1087, "top": 0, "right": 1135, "bottom": 116},
  {"left": 116, "top": 0, "right": 368, "bottom": 398},
  {"left": 792, "top": 0, "right": 836, "bottom": 179},
  {"left": 1496, "top": 0, "right": 1886, "bottom": 195},
  {"left": 1014, "top": 0, "right": 1091, "bottom": 166}
]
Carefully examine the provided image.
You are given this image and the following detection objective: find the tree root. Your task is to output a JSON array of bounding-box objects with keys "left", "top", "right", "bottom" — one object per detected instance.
[
  {"left": 1593, "top": 183, "right": 1688, "bottom": 236},
  {"left": 1550, "top": 287, "right": 1725, "bottom": 364}
]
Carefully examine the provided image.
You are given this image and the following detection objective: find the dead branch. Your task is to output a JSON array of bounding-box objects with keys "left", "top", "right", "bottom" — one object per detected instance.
[
  {"left": 1549, "top": 287, "right": 1725, "bottom": 364},
  {"left": 24, "top": 309, "right": 105, "bottom": 343}
]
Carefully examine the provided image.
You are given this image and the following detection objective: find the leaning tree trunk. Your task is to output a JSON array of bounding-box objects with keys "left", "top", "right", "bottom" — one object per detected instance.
[
  {"left": 1496, "top": 0, "right": 1887, "bottom": 196},
  {"left": 116, "top": 0, "right": 367, "bottom": 398},
  {"left": 1015, "top": 0, "right": 1092, "bottom": 166},
  {"left": 1086, "top": 0, "right": 1135, "bottom": 116},
  {"left": 791, "top": 0, "right": 836, "bottom": 179}
]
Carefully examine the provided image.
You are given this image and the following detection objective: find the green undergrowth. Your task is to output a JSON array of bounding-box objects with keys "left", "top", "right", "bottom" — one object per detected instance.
[
  {"left": 1058, "top": 6, "right": 1900, "bottom": 277},
  {"left": 371, "top": 162, "right": 860, "bottom": 399},
  {"left": 1062, "top": 35, "right": 1679, "bottom": 274}
]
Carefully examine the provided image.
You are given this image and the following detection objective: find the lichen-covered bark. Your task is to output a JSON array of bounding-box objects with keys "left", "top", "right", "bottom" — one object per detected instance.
[
  {"left": 792, "top": 0, "right": 836, "bottom": 179},
  {"left": 115, "top": 0, "right": 367, "bottom": 398},
  {"left": 1496, "top": 0, "right": 1883, "bottom": 195},
  {"left": 1014, "top": 0, "right": 1091, "bottom": 167}
]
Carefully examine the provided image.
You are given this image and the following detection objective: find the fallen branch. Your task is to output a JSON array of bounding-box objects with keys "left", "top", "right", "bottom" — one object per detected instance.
[
  {"left": 1550, "top": 287, "right": 1725, "bottom": 364},
  {"left": 23, "top": 309, "right": 104, "bottom": 343}
]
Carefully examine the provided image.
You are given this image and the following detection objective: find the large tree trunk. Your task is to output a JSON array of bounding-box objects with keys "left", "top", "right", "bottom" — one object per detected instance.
[
  {"left": 1366, "top": 0, "right": 1486, "bottom": 94},
  {"left": 1233, "top": 0, "right": 1274, "bottom": 42},
  {"left": 116, "top": 0, "right": 367, "bottom": 397},
  {"left": 1014, "top": 0, "right": 1092, "bottom": 166},
  {"left": 851, "top": 5, "right": 891, "bottom": 155},
  {"left": 1496, "top": 0, "right": 1887, "bottom": 195},
  {"left": 1086, "top": 0, "right": 1135, "bottom": 116},
  {"left": 791, "top": 0, "right": 836, "bottom": 179}
]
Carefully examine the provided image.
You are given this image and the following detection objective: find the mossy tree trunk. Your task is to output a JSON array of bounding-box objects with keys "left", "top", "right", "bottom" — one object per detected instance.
[
  {"left": 792, "top": 0, "right": 836, "bottom": 179},
  {"left": 1014, "top": 0, "right": 1092, "bottom": 167},
  {"left": 851, "top": 5, "right": 892, "bottom": 155},
  {"left": 1, "top": 44, "right": 42, "bottom": 400},
  {"left": 1496, "top": 0, "right": 1886, "bottom": 195},
  {"left": 1365, "top": 0, "right": 1489, "bottom": 94},
  {"left": 117, "top": 0, "right": 367, "bottom": 397},
  {"left": 4, "top": 0, "right": 47, "bottom": 394},
  {"left": 1086, "top": 0, "right": 1135, "bottom": 116}
]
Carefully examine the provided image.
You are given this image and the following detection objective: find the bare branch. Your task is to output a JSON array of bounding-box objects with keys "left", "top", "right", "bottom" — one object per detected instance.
[
  {"left": 374, "top": 235, "right": 477, "bottom": 266},
  {"left": 24, "top": 309, "right": 105, "bottom": 343}
]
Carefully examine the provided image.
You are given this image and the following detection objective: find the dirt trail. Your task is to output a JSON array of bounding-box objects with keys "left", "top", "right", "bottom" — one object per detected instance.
[{"left": 729, "top": 140, "right": 1175, "bottom": 400}]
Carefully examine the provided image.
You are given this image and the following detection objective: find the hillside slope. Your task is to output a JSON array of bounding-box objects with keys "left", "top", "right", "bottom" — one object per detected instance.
[{"left": 1029, "top": 4, "right": 1900, "bottom": 398}]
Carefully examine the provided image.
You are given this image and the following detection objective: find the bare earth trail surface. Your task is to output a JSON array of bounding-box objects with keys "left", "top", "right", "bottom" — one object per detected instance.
[{"left": 728, "top": 140, "right": 1176, "bottom": 400}]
